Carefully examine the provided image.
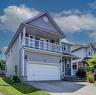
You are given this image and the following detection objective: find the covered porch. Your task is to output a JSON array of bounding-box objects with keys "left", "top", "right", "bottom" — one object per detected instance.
[{"left": 60, "top": 53, "right": 79, "bottom": 79}]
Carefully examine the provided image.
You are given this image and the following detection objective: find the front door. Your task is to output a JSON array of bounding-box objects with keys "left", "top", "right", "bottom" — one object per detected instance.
[
  {"left": 62, "top": 63, "right": 65, "bottom": 76},
  {"left": 65, "top": 59, "right": 71, "bottom": 76}
]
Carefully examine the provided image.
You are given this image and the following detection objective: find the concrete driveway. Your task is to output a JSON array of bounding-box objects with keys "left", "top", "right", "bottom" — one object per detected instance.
[{"left": 27, "top": 81, "right": 96, "bottom": 95}]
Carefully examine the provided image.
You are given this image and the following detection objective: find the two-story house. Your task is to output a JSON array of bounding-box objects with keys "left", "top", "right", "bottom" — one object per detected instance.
[
  {"left": 5, "top": 12, "right": 77, "bottom": 81},
  {"left": 71, "top": 43, "right": 96, "bottom": 75}
]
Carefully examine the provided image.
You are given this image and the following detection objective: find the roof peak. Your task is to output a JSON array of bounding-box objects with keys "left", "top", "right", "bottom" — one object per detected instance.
[
  {"left": 22, "top": 11, "right": 65, "bottom": 36},
  {"left": 22, "top": 11, "right": 49, "bottom": 24}
]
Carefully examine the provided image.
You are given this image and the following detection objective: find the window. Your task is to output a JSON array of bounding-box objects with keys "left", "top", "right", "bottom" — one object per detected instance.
[
  {"left": 89, "top": 51, "right": 90, "bottom": 55},
  {"left": 67, "top": 64, "right": 70, "bottom": 68},
  {"left": 30, "top": 35, "right": 33, "bottom": 38},
  {"left": 72, "top": 62, "right": 77, "bottom": 69},
  {"left": 50, "top": 40, "right": 55, "bottom": 43},
  {"left": 65, "top": 59, "right": 67, "bottom": 63},
  {"left": 25, "top": 55, "right": 27, "bottom": 60},
  {"left": 64, "top": 45, "right": 66, "bottom": 50},
  {"left": 62, "top": 44, "right": 67, "bottom": 51},
  {"left": 73, "top": 64, "right": 77, "bottom": 70},
  {"left": 46, "top": 40, "right": 49, "bottom": 42},
  {"left": 25, "top": 33, "right": 29, "bottom": 37}
]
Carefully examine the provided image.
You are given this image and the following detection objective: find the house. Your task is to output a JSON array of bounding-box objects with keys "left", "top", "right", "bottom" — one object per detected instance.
[
  {"left": 71, "top": 43, "right": 96, "bottom": 75},
  {"left": 5, "top": 12, "right": 78, "bottom": 81}
]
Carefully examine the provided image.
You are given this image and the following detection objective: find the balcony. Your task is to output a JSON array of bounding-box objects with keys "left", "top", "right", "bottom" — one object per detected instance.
[{"left": 22, "top": 37, "right": 70, "bottom": 53}]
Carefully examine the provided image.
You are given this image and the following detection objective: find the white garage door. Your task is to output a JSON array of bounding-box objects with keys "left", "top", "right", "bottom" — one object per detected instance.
[{"left": 27, "top": 62, "right": 60, "bottom": 81}]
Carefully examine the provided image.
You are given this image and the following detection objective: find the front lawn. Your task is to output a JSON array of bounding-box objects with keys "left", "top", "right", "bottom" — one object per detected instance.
[{"left": 0, "top": 77, "right": 49, "bottom": 95}]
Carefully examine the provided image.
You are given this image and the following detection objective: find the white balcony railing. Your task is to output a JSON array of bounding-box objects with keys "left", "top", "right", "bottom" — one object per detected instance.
[{"left": 22, "top": 37, "right": 70, "bottom": 53}]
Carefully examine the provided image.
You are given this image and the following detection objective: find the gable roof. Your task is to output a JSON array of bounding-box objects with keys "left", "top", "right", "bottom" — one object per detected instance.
[
  {"left": 71, "top": 44, "right": 88, "bottom": 52},
  {"left": 23, "top": 12, "right": 64, "bottom": 36},
  {"left": 5, "top": 12, "right": 65, "bottom": 54}
]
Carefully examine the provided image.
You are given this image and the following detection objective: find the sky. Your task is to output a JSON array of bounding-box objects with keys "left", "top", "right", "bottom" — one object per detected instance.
[{"left": 0, "top": 0, "right": 96, "bottom": 58}]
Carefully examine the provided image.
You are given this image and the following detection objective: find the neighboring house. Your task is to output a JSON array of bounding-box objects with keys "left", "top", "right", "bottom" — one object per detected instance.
[
  {"left": 5, "top": 12, "right": 77, "bottom": 81},
  {"left": 71, "top": 43, "right": 96, "bottom": 75}
]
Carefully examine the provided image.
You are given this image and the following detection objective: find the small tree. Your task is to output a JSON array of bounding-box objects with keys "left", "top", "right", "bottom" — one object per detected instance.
[
  {"left": 86, "top": 56, "right": 96, "bottom": 71},
  {"left": 0, "top": 60, "right": 6, "bottom": 70},
  {"left": 86, "top": 56, "right": 96, "bottom": 83}
]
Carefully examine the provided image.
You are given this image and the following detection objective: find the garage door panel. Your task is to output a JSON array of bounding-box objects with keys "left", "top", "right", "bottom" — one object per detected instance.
[{"left": 27, "top": 63, "right": 60, "bottom": 81}]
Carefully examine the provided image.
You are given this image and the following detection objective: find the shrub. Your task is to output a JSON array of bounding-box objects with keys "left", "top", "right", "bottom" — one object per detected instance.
[
  {"left": 76, "top": 68, "right": 86, "bottom": 79},
  {"left": 94, "top": 75, "right": 96, "bottom": 80},
  {"left": 12, "top": 75, "right": 20, "bottom": 83},
  {"left": 86, "top": 71, "right": 95, "bottom": 83}
]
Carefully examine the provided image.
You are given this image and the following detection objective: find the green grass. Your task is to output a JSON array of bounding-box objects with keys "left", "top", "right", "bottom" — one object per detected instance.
[{"left": 0, "top": 77, "right": 49, "bottom": 95}]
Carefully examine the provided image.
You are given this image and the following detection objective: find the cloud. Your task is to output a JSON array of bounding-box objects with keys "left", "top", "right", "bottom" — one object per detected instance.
[
  {"left": 89, "top": 31, "right": 96, "bottom": 41},
  {"left": 1, "top": 5, "right": 96, "bottom": 41},
  {"left": 54, "top": 9, "right": 81, "bottom": 16},
  {"left": 88, "top": 1, "right": 96, "bottom": 9},
  {"left": 54, "top": 11, "right": 96, "bottom": 34},
  {"left": 0, "top": 5, "right": 39, "bottom": 32},
  {"left": 53, "top": 10, "right": 96, "bottom": 41}
]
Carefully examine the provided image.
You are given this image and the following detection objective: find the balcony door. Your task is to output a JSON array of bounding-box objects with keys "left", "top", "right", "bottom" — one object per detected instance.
[
  {"left": 40, "top": 38, "right": 45, "bottom": 49},
  {"left": 35, "top": 37, "right": 40, "bottom": 48}
]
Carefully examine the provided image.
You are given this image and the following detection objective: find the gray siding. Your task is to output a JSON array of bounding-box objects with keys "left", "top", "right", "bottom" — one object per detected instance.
[
  {"left": 6, "top": 35, "right": 20, "bottom": 77},
  {"left": 27, "top": 15, "right": 58, "bottom": 33},
  {"left": 24, "top": 51, "right": 61, "bottom": 63}
]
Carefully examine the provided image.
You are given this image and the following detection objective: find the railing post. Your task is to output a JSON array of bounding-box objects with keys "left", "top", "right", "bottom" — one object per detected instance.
[
  {"left": 29, "top": 35, "right": 30, "bottom": 47},
  {"left": 71, "top": 58, "right": 73, "bottom": 76},
  {"left": 39, "top": 40, "right": 40, "bottom": 49},
  {"left": 44, "top": 41, "right": 46, "bottom": 50}
]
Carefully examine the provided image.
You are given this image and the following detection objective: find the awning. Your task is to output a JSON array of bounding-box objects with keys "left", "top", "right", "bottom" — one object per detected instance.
[
  {"left": 82, "top": 57, "right": 91, "bottom": 61},
  {"left": 62, "top": 53, "right": 80, "bottom": 59}
]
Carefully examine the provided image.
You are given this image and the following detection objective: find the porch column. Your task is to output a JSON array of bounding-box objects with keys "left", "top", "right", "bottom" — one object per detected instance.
[
  {"left": 21, "top": 49, "right": 25, "bottom": 76},
  {"left": 60, "top": 56, "right": 62, "bottom": 79},
  {"left": 29, "top": 34, "right": 31, "bottom": 47},
  {"left": 76, "top": 59, "right": 79, "bottom": 70},
  {"left": 71, "top": 58, "right": 73, "bottom": 76},
  {"left": 23, "top": 27, "right": 26, "bottom": 46}
]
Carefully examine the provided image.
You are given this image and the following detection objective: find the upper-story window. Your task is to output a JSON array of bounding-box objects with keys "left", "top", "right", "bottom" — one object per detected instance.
[
  {"left": 87, "top": 47, "right": 92, "bottom": 56},
  {"left": 89, "top": 51, "right": 90, "bottom": 55},
  {"left": 50, "top": 40, "right": 55, "bottom": 43},
  {"left": 62, "top": 44, "right": 67, "bottom": 51},
  {"left": 64, "top": 45, "right": 66, "bottom": 50},
  {"left": 25, "top": 33, "right": 29, "bottom": 37}
]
